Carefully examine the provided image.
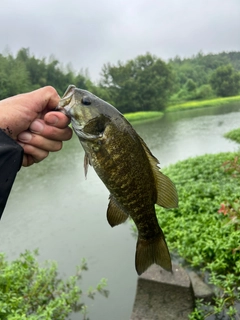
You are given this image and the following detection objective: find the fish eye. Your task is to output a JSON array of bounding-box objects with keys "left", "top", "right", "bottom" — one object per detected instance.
[{"left": 81, "top": 96, "right": 91, "bottom": 106}]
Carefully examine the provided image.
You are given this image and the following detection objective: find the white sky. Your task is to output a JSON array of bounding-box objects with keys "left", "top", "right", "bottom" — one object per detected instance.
[{"left": 0, "top": 0, "right": 240, "bottom": 82}]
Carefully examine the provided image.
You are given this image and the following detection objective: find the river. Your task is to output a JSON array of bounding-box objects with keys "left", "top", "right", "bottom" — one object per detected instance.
[{"left": 0, "top": 103, "right": 240, "bottom": 319}]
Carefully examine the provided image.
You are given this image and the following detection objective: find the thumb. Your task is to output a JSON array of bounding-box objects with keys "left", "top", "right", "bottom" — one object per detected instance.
[{"left": 44, "top": 111, "right": 71, "bottom": 129}]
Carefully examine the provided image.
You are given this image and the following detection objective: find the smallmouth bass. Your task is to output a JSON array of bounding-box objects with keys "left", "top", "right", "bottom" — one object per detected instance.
[{"left": 57, "top": 85, "right": 178, "bottom": 275}]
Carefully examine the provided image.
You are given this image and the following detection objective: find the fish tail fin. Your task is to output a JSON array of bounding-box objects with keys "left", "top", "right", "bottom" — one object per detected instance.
[{"left": 135, "top": 235, "right": 172, "bottom": 275}]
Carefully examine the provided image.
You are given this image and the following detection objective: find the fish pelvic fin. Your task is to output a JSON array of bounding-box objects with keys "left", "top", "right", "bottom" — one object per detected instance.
[
  {"left": 135, "top": 235, "right": 172, "bottom": 275},
  {"left": 139, "top": 136, "right": 178, "bottom": 208},
  {"left": 107, "top": 195, "right": 129, "bottom": 227}
]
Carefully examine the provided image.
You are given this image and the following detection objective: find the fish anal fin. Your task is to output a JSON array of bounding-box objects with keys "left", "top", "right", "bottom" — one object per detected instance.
[
  {"left": 135, "top": 235, "right": 172, "bottom": 275},
  {"left": 139, "top": 136, "right": 178, "bottom": 209},
  {"left": 107, "top": 195, "right": 129, "bottom": 227}
]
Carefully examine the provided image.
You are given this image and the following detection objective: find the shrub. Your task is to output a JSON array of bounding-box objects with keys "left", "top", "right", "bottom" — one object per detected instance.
[{"left": 0, "top": 250, "right": 108, "bottom": 319}]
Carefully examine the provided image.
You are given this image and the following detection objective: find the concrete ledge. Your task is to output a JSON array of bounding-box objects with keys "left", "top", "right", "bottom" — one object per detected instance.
[
  {"left": 131, "top": 264, "right": 194, "bottom": 320},
  {"left": 188, "top": 271, "right": 215, "bottom": 303}
]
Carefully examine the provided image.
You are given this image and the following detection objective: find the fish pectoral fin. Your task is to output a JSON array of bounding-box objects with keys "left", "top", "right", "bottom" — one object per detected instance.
[
  {"left": 135, "top": 234, "right": 172, "bottom": 275},
  {"left": 107, "top": 195, "right": 129, "bottom": 227},
  {"left": 139, "top": 136, "right": 178, "bottom": 209},
  {"left": 84, "top": 152, "right": 91, "bottom": 178},
  {"left": 155, "top": 171, "right": 178, "bottom": 208}
]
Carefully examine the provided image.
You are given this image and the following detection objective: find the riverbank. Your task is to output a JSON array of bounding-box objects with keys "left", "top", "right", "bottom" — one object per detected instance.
[
  {"left": 167, "top": 95, "right": 240, "bottom": 112},
  {"left": 124, "top": 111, "right": 163, "bottom": 123},
  {"left": 124, "top": 96, "right": 240, "bottom": 123}
]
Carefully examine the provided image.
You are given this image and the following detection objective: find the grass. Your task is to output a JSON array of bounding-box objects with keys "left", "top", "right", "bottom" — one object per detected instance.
[
  {"left": 166, "top": 95, "right": 240, "bottom": 112},
  {"left": 124, "top": 111, "right": 163, "bottom": 123},
  {"left": 122, "top": 95, "right": 240, "bottom": 121}
]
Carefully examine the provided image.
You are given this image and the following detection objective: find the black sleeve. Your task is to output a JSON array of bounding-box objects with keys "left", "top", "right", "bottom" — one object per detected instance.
[{"left": 0, "top": 129, "right": 23, "bottom": 219}]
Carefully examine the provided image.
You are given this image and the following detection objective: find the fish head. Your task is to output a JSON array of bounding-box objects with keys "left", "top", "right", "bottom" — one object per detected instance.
[{"left": 57, "top": 85, "right": 114, "bottom": 140}]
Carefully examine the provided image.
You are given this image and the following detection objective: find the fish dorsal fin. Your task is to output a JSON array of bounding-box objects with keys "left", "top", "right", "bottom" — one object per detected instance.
[
  {"left": 107, "top": 195, "right": 129, "bottom": 227},
  {"left": 139, "top": 136, "right": 178, "bottom": 209}
]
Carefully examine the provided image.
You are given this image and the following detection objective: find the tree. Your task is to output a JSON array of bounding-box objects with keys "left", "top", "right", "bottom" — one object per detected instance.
[
  {"left": 0, "top": 54, "right": 30, "bottom": 99},
  {"left": 0, "top": 250, "right": 108, "bottom": 319},
  {"left": 210, "top": 64, "right": 240, "bottom": 97},
  {"left": 101, "top": 53, "right": 174, "bottom": 113},
  {"left": 16, "top": 48, "right": 47, "bottom": 90},
  {"left": 185, "top": 79, "right": 197, "bottom": 92}
]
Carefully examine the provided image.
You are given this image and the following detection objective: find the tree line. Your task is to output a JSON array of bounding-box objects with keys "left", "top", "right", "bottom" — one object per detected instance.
[{"left": 1, "top": 48, "right": 240, "bottom": 113}]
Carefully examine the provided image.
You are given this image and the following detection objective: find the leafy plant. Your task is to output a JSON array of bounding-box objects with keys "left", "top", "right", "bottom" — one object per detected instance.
[
  {"left": 132, "top": 152, "right": 240, "bottom": 319},
  {"left": 218, "top": 200, "right": 240, "bottom": 232},
  {"left": 224, "top": 129, "right": 240, "bottom": 145},
  {"left": 0, "top": 250, "right": 108, "bottom": 319}
]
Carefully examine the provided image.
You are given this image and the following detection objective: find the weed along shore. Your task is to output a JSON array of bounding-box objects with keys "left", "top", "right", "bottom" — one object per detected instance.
[
  {"left": 167, "top": 95, "right": 240, "bottom": 112},
  {"left": 131, "top": 151, "right": 240, "bottom": 319},
  {"left": 124, "top": 95, "right": 240, "bottom": 123},
  {"left": 124, "top": 111, "right": 164, "bottom": 123}
]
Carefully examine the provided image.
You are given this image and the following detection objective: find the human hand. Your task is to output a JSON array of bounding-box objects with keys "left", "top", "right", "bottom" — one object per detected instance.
[{"left": 0, "top": 86, "right": 72, "bottom": 166}]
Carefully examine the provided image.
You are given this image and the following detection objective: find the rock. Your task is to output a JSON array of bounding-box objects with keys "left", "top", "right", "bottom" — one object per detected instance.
[
  {"left": 188, "top": 271, "right": 215, "bottom": 303},
  {"left": 130, "top": 264, "right": 194, "bottom": 320}
]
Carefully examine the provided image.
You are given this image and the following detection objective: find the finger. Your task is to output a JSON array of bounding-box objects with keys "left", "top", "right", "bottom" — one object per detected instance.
[
  {"left": 44, "top": 111, "right": 71, "bottom": 128},
  {"left": 20, "top": 145, "right": 49, "bottom": 166},
  {"left": 22, "top": 154, "right": 36, "bottom": 167},
  {"left": 18, "top": 132, "right": 63, "bottom": 152},
  {"left": 29, "top": 119, "right": 73, "bottom": 141},
  {"left": 27, "top": 86, "right": 60, "bottom": 112}
]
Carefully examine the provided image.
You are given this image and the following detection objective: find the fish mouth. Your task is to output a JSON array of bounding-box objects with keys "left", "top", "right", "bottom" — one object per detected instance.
[{"left": 55, "top": 85, "right": 76, "bottom": 116}]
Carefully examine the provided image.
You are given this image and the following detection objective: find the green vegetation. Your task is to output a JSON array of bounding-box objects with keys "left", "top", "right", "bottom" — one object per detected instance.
[
  {"left": 224, "top": 128, "right": 240, "bottom": 144},
  {"left": 167, "top": 95, "right": 240, "bottom": 112},
  {"left": 2, "top": 48, "right": 240, "bottom": 114},
  {"left": 0, "top": 250, "right": 108, "bottom": 319},
  {"left": 210, "top": 64, "right": 240, "bottom": 97},
  {"left": 124, "top": 111, "right": 163, "bottom": 123},
  {"left": 157, "top": 152, "right": 240, "bottom": 319},
  {"left": 169, "top": 52, "right": 240, "bottom": 105},
  {"left": 130, "top": 148, "right": 240, "bottom": 318},
  {"left": 101, "top": 53, "right": 174, "bottom": 113},
  {"left": 0, "top": 48, "right": 106, "bottom": 99}
]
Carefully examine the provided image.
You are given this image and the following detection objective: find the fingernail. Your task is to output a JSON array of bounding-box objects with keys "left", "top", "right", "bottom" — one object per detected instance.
[
  {"left": 18, "top": 131, "right": 32, "bottom": 142},
  {"left": 46, "top": 115, "right": 58, "bottom": 125},
  {"left": 30, "top": 120, "right": 44, "bottom": 133}
]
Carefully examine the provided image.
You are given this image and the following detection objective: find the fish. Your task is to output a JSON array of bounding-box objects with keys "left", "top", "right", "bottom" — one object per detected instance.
[{"left": 57, "top": 85, "right": 178, "bottom": 275}]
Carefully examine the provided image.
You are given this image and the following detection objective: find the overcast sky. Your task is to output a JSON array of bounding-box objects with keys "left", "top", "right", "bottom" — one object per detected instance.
[{"left": 0, "top": 0, "right": 240, "bottom": 82}]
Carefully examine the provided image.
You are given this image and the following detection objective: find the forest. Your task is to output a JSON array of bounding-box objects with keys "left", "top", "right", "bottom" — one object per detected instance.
[{"left": 1, "top": 48, "right": 240, "bottom": 113}]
